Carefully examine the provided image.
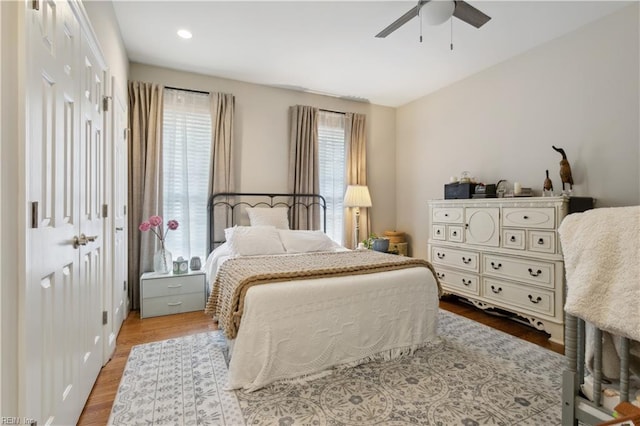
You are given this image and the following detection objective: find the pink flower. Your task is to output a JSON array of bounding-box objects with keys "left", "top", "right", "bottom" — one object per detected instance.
[
  {"left": 139, "top": 215, "right": 178, "bottom": 247},
  {"left": 148, "top": 215, "right": 162, "bottom": 227}
]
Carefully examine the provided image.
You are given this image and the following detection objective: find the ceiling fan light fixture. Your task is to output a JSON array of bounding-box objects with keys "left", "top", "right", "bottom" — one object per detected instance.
[{"left": 422, "top": 0, "right": 455, "bottom": 26}]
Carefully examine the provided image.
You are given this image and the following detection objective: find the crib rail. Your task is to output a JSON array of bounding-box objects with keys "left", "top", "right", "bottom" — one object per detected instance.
[{"left": 563, "top": 312, "right": 634, "bottom": 425}]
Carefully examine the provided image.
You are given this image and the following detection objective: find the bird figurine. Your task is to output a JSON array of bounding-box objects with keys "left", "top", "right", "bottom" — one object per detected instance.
[
  {"left": 543, "top": 169, "right": 553, "bottom": 193},
  {"left": 552, "top": 146, "right": 574, "bottom": 191}
]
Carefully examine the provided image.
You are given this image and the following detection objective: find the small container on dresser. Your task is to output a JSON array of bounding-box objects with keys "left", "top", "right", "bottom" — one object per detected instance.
[
  {"left": 140, "top": 269, "right": 206, "bottom": 319},
  {"left": 427, "top": 196, "right": 592, "bottom": 345}
]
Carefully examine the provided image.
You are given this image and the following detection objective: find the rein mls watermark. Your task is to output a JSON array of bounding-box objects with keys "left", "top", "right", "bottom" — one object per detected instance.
[{"left": 0, "top": 418, "right": 36, "bottom": 425}]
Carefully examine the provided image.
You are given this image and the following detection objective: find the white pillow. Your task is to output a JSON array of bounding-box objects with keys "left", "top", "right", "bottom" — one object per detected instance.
[
  {"left": 225, "top": 225, "right": 285, "bottom": 256},
  {"left": 278, "top": 230, "right": 338, "bottom": 253},
  {"left": 246, "top": 207, "right": 290, "bottom": 229}
]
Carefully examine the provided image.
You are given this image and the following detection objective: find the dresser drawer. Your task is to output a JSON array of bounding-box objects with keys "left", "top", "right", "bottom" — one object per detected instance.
[
  {"left": 435, "top": 267, "right": 479, "bottom": 295},
  {"left": 483, "top": 254, "right": 554, "bottom": 289},
  {"left": 527, "top": 230, "right": 556, "bottom": 254},
  {"left": 502, "top": 229, "right": 525, "bottom": 250},
  {"left": 431, "top": 246, "right": 479, "bottom": 272},
  {"left": 142, "top": 292, "right": 205, "bottom": 318},
  {"left": 502, "top": 207, "right": 555, "bottom": 229},
  {"left": 448, "top": 225, "right": 464, "bottom": 242},
  {"left": 482, "top": 278, "right": 554, "bottom": 317},
  {"left": 142, "top": 274, "right": 205, "bottom": 298},
  {"left": 432, "top": 207, "right": 464, "bottom": 224},
  {"left": 432, "top": 225, "right": 446, "bottom": 240}
]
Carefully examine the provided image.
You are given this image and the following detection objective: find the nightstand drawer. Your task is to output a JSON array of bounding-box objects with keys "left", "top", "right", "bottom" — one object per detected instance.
[
  {"left": 142, "top": 292, "right": 205, "bottom": 318},
  {"left": 142, "top": 274, "right": 205, "bottom": 298},
  {"left": 432, "top": 225, "right": 446, "bottom": 240}
]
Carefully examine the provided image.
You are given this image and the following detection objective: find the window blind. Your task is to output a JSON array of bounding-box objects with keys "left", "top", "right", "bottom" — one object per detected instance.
[
  {"left": 318, "top": 111, "right": 346, "bottom": 244},
  {"left": 162, "top": 88, "right": 212, "bottom": 261}
]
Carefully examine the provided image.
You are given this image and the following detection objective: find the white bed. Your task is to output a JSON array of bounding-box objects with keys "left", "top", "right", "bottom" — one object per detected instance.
[{"left": 204, "top": 240, "right": 440, "bottom": 392}]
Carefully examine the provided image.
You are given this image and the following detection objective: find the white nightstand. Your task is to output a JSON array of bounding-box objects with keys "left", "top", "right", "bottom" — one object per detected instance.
[{"left": 140, "top": 270, "right": 206, "bottom": 319}]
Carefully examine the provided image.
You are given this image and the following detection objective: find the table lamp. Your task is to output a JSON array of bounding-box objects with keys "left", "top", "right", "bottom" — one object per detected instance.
[{"left": 343, "top": 185, "right": 372, "bottom": 248}]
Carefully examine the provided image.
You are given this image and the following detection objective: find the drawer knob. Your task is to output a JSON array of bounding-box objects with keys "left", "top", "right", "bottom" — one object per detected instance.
[
  {"left": 436, "top": 230, "right": 441, "bottom": 235},
  {"left": 523, "top": 215, "right": 529, "bottom": 220},
  {"left": 167, "top": 301, "right": 183, "bottom": 306},
  {"left": 461, "top": 256, "right": 472, "bottom": 264},
  {"left": 528, "top": 268, "right": 542, "bottom": 277},
  {"left": 436, "top": 272, "right": 445, "bottom": 279},
  {"left": 444, "top": 213, "right": 449, "bottom": 217},
  {"left": 537, "top": 238, "right": 544, "bottom": 245},
  {"left": 510, "top": 236, "right": 516, "bottom": 242},
  {"left": 528, "top": 295, "right": 542, "bottom": 304},
  {"left": 462, "top": 278, "right": 470, "bottom": 286},
  {"left": 452, "top": 231, "right": 457, "bottom": 236},
  {"left": 490, "top": 285, "right": 502, "bottom": 294},
  {"left": 490, "top": 262, "right": 502, "bottom": 270},
  {"left": 437, "top": 252, "right": 446, "bottom": 259}
]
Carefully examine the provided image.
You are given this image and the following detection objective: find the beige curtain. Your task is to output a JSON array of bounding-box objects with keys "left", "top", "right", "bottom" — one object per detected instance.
[
  {"left": 127, "top": 81, "right": 164, "bottom": 310},
  {"left": 344, "top": 113, "right": 370, "bottom": 248},
  {"left": 209, "top": 92, "right": 235, "bottom": 244},
  {"left": 288, "top": 105, "right": 320, "bottom": 230}
]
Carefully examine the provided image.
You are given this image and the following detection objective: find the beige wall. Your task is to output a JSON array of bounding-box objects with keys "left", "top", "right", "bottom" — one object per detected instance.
[
  {"left": 83, "top": 0, "right": 129, "bottom": 100},
  {"left": 129, "top": 63, "right": 397, "bottom": 237},
  {"left": 397, "top": 4, "right": 640, "bottom": 260}
]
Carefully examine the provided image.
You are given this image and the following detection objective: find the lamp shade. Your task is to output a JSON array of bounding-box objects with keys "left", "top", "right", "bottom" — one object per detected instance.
[
  {"left": 344, "top": 185, "right": 372, "bottom": 208},
  {"left": 422, "top": 0, "right": 455, "bottom": 25}
]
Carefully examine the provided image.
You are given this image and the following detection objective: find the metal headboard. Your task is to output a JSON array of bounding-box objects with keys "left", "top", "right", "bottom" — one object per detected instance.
[{"left": 207, "top": 192, "right": 327, "bottom": 253}]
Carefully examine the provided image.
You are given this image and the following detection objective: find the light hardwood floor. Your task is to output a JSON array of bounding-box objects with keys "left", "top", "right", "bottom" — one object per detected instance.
[{"left": 77, "top": 295, "right": 564, "bottom": 425}]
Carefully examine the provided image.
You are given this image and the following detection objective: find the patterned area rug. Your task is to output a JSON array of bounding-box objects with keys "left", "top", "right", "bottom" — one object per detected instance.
[{"left": 109, "top": 310, "right": 564, "bottom": 425}]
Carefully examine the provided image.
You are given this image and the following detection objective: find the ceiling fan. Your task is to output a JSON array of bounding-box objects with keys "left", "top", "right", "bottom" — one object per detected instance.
[{"left": 375, "top": 0, "right": 491, "bottom": 39}]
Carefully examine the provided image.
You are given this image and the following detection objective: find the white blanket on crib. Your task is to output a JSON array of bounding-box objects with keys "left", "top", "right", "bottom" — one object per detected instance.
[{"left": 559, "top": 205, "right": 640, "bottom": 342}]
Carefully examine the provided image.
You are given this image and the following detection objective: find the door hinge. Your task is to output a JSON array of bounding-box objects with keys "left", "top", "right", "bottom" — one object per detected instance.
[
  {"left": 123, "top": 205, "right": 127, "bottom": 216},
  {"left": 124, "top": 128, "right": 130, "bottom": 140},
  {"left": 102, "top": 204, "right": 108, "bottom": 218},
  {"left": 102, "top": 310, "right": 108, "bottom": 325},
  {"left": 124, "top": 280, "right": 127, "bottom": 291},
  {"left": 32, "top": 0, "right": 39, "bottom": 10},
  {"left": 31, "top": 202, "right": 39, "bottom": 228},
  {"left": 102, "top": 96, "right": 111, "bottom": 111}
]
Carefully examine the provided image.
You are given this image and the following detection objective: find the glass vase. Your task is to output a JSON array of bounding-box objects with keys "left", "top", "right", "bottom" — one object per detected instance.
[{"left": 153, "top": 248, "right": 172, "bottom": 274}]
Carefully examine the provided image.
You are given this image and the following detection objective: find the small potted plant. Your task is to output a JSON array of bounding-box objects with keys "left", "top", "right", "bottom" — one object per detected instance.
[{"left": 362, "top": 233, "right": 389, "bottom": 252}]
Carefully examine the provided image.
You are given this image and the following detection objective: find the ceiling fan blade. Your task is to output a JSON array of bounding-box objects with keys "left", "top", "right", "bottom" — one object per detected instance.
[
  {"left": 453, "top": 1, "right": 491, "bottom": 28},
  {"left": 375, "top": 4, "right": 421, "bottom": 38}
]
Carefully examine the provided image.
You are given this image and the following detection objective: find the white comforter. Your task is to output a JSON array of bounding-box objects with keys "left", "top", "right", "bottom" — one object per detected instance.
[{"left": 205, "top": 245, "right": 440, "bottom": 391}]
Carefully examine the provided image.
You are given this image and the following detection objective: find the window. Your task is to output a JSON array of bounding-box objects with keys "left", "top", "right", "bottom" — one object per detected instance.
[
  {"left": 317, "top": 111, "right": 346, "bottom": 244},
  {"left": 162, "top": 88, "right": 212, "bottom": 260}
]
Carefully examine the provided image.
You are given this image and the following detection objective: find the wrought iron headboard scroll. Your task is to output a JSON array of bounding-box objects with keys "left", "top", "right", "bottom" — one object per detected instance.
[{"left": 207, "top": 192, "right": 327, "bottom": 254}]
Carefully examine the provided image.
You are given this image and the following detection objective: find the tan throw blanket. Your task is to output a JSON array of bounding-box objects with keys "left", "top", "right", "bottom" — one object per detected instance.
[{"left": 205, "top": 250, "right": 441, "bottom": 339}]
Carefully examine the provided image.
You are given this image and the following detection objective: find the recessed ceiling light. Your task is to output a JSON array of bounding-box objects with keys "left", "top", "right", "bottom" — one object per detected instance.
[{"left": 177, "top": 29, "right": 192, "bottom": 39}]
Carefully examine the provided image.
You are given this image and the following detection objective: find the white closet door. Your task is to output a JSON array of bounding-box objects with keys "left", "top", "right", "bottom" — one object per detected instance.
[
  {"left": 76, "top": 21, "right": 106, "bottom": 407},
  {"left": 25, "top": 0, "right": 104, "bottom": 423},
  {"left": 106, "top": 79, "right": 128, "bottom": 355}
]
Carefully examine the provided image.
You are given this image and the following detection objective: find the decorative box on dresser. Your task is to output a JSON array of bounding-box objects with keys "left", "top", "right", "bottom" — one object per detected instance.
[
  {"left": 428, "top": 196, "right": 592, "bottom": 344},
  {"left": 140, "top": 270, "right": 206, "bottom": 318}
]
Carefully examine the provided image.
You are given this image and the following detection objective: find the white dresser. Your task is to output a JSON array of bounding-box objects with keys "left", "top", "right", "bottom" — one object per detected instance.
[
  {"left": 428, "top": 196, "right": 591, "bottom": 344},
  {"left": 140, "top": 270, "right": 206, "bottom": 319}
]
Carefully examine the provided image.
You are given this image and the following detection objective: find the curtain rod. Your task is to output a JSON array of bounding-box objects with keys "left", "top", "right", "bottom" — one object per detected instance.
[
  {"left": 320, "top": 108, "right": 346, "bottom": 115},
  {"left": 164, "top": 85, "right": 210, "bottom": 95}
]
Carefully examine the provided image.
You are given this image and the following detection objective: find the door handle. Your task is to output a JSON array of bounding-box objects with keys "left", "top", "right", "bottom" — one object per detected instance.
[{"left": 72, "top": 233, "right": 99, "bottom": 249}]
